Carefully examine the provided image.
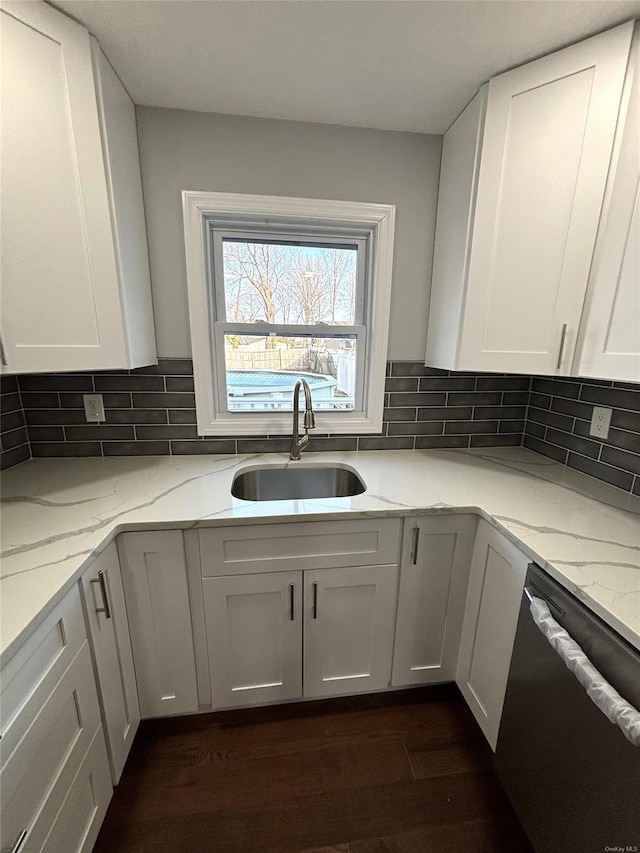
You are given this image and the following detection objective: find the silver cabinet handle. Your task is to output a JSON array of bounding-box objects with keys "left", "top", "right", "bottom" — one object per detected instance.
[
  {"left": 556, "top": 323, "right": 568, "bottom": 370},
  {"left": 91, "top": 570, "right": 111, "bottom": 619},
  {"left": 5, "top": 830, "right": 28, "bottom": 853},
  {"left": 289, "top": 582, "right": 295, "bottom": 621},
  {"left": 411, "top": 525, "right": 420, "bottom": 565},
  {"left": 313, "top": 581, "right": 318, "bottom": 619},
  {"left": 0, "top": 335, "right": 7, "bottom": 367}
]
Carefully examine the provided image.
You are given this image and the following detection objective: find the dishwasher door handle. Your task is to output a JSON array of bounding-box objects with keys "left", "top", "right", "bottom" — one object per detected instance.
[{"left": 528, "top": 594, "right": 640, "bottom": 747}]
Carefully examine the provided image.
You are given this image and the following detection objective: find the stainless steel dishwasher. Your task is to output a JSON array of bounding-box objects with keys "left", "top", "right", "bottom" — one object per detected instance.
[{"left": 494, "top": 563, "right": 640, "bottom": 853}]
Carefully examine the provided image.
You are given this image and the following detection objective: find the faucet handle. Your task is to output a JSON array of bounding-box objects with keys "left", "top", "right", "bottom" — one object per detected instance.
[{"left": 304, "top": 411, "right": 316, "bottom": 429}]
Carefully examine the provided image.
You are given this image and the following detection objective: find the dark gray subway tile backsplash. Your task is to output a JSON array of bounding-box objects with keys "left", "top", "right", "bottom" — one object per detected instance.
[
  {"left": 2, "top": 359, "right": 638, "bottom": 496},
  {"left": 8, "top": 360, "right": 537, "bottom": 464},
  {"left": 523, "top": 375, "right": 640, "bottom": 495},
  {"left": 1, "top": 375, "right": 30, "bottom": 470}
]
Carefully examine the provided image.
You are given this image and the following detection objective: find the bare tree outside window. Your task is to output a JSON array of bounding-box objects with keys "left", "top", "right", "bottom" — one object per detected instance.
[
  {"left": 222, "top": 241, "right": 357, "bottom": 325},
  {"left": 220, "top": 240, "right": 359, "bottom": 411}
]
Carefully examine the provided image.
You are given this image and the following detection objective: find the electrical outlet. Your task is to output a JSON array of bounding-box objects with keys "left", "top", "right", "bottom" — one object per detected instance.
[
  {"left": 589, "top": 406, "right": 612, "bottom": 440},
  {"left": 83, "top": 394, "right": 105, "bottom": 423}
]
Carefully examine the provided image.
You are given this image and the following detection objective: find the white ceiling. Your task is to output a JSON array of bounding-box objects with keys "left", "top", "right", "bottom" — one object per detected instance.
[{"left": 51, "top": 0, "right": 640, "bottom": 134}]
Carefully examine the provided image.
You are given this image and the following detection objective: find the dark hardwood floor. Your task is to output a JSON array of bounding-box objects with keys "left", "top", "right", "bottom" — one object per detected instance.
[{"left": 94, "top": 686, "right": 533, "bottom": 853}]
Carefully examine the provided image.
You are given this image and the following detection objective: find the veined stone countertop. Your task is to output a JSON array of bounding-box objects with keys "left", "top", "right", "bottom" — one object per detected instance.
[{"left": 1, "top": 447, "right": 639, "bottom": 664}]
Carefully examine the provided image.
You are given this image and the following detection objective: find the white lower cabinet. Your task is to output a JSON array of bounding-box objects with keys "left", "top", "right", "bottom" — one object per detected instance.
[
  {"left": 38, "top": 729, "right": 113, "bottom": 853},
  {"left": 0, "top": 511, "right": 540, "bottom": 851},
  {"left": 203, "top": 571, "right": 303, "bottom": 709},
  {"left": 199, "top": 518, "right": 402, "bottom": 577},
  {"left": 204, "top": 564, "right": 399, "bottom": 709},
  {"left": 79, "top": 542, "right": 140, "bottom": 783},
  {"left": 392, "top": 515, "right": 477, "bottom": 687},
  {"left": 303, "top": 565, "right": 398, "bottom": 698},
  {"left": 118, "top": 531, "right": 200, "bottom": 718},
  {"left": 0, "top": 585, "right": 112, "bottom": 853},
  {"left": 200, "top": 518, "right": 402, "bottom": 709},
  {"left": 456, "top": 520, "right": 529, "bottom": 750}
]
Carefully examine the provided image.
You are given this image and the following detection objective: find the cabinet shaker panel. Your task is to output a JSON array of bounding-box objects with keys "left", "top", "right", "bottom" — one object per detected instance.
[
  {"left": 576, "top": 29, "right": 640, "bottom": 381},
  {"left": 456, "top": 522, "right": 529, "bottom": 749},
  {"left": 80, "top": 542, "right": 140, "bottom": 783},
  {"left": 0, "top": 1, "right": 156, "bottom": 373},
  {"left": 303, "top": 564, "right": 398, "bottom": 698},
  {"left": 118, "top": 531, "right": 199, "bottom": 718},
  {"left": 203, "top": 572, "right": 303, "bottom": 709},
  {"left": 392, "top": 515, "right": 476, "bottom": 686},
  {"left": 0, "top": 2, "right": 124, "bottom": 371},
  {"left": 426, "top": 22, "right": 634, "bottom": 376},
  {"left": 461, "top": 22, "right": 633, "bottom": 373}
]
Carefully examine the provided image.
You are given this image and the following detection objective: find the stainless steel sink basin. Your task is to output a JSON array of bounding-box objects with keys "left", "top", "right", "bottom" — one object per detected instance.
[{"left": 231, "top": 464, "right": 366, "bottom": 501}]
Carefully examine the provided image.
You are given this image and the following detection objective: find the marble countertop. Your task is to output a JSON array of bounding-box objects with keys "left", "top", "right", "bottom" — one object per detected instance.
[{"left": 1, "top": 447, "right": 639, "bottom": 665}]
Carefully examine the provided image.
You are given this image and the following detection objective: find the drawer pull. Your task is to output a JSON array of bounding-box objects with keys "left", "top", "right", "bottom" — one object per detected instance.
[
  {"left": 91, "top": 570, "right": 111, "bottom": 619},
  {"left": 6, "top": 830, "right": 28, "bottom": 853},
  {"left": 556, "top": 322, "right": 568, "bottom": 370},
  {"left": 411, "top": 525, "right": 420, "bottom": 565},
  {"left": 289, "top": 582, "right": 295, "bottom": 621},
  {"left": 313, "top": 581, "right": 318, "bottom": 619}
]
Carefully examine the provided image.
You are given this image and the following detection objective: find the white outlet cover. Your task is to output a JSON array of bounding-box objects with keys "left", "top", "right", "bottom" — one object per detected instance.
[
  {"left": 83, "top": 394, "right": 105, "bottom": 423},
  {"left": 589, "top": 406, "right": 612, "bottom": 439}
]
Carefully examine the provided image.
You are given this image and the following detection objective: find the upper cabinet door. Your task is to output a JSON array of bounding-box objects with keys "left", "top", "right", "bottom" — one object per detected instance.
[
  {"left": 575, "top": 30, "right": 640, "bottom": 382},
  {"left": 0, "top": 2, "right": 125, "bottom": 371},
  {"left": 441, "top": 22, "right": 633, "bottom": 376},
  {"left": 427, "top": 23, "right": 635, "bottom": 377},
  {"left": 0, "top": 1, "right": 156, "bottom": 374}
]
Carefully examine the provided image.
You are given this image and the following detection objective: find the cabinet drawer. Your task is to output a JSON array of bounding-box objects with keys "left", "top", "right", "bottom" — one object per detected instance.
[
  {"left": 199, "top": 519, "right": 402, "bottom": 577},
  {"left": 0, "top": 643, "right": 103, "bottom": 853},
  {"left": 33, "top": 727, "right": 112, "bottom": 853},
  {"left": 0, "top": 585, "right": 87, "bottom": 762}
]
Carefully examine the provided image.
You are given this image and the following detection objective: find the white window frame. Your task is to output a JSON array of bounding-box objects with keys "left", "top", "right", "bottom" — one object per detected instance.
[{"left": 182, "top": 191, "right": 395, "bottom": 436}]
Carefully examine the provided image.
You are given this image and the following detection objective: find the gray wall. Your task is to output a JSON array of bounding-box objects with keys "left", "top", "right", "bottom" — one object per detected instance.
[{"left": 136, "top": 107, "right": 442, "bottom": 360}]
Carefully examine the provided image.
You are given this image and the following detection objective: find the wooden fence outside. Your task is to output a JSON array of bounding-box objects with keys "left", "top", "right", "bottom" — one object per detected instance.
[{"left": 225, "top": 349, "right": 337, "bottom": 376}]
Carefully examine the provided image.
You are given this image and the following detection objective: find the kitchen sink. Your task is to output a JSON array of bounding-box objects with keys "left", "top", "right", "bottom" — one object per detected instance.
[{"left": 231, "top": 464, "right": 366, "bottom": 501}]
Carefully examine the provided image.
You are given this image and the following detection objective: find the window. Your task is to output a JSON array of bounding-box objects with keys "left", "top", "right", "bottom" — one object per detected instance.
[{"left": 182, "top": 192, "right": 395, "bottom": 435}]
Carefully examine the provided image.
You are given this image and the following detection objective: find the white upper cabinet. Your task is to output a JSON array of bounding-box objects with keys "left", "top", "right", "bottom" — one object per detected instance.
[
  {"left": 426, "top": 21, "right": 635, "bottom": 377},
  {"left": 0, "top": 1, "right": 156, "bottom": 374},
  {"left": 575, "top": 30, "right": 640, "bottom": 382}
]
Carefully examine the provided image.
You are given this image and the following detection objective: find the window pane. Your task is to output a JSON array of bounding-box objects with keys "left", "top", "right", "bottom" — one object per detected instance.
[
  {"left": 223, "top": 332, "right": 357, "bottom": 412},
  {"left": 222, "top": 240, "right": 358, "bottom": 325}
]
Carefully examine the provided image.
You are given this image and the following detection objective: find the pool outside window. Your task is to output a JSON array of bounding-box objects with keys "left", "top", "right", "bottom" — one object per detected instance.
[{"left": 224, "top": 332, "right": 358, "bottom": 412}]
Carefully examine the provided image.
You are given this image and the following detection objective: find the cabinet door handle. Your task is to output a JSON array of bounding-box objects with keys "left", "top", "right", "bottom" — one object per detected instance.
[
  {"left": 411, "top": 525, "right": 420, "bottom": 565},
  {"left": 0, "top": 334, "right": 7, "bottom": 367},
  {"left": 313, "top": 581, "right": 318, "bottom": 619},
  {"left": 556, "top": 323, "right": 568, "bottom": 370},
  {"left": 289, "top": 582, "right": 295, "bottom": 621},
  {"left": 6, "top": 830, "right": 28, "bottom": 853},
  {"left": 91, "top": 570, "right": 111, "bottom": 619}
]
